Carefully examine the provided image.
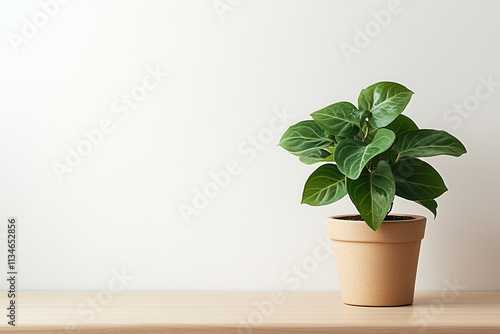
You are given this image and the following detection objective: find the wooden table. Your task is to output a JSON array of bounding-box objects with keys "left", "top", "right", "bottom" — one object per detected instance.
[{"left": 0, "top": 292, "right": 498, "bottom": 333}]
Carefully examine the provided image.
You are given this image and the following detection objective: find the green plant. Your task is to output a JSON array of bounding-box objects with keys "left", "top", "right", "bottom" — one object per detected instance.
[{"left": 278, "top": 81, "right": 466, "bottom": 231}]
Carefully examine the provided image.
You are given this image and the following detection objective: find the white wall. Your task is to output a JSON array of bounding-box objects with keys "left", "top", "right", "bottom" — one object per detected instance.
[{"left": 0, "top": 0, "right": 499, "bottom": 292}]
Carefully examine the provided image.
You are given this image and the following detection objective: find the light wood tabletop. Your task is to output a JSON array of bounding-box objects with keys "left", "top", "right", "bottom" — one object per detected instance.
[{"left": 0, "top": 291, "right": 498, "bottom": 333}]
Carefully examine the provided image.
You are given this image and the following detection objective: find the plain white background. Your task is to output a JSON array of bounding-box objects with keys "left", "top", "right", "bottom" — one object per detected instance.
[{"left": 0, "top": 0, "right": 499, "bottom": 292}]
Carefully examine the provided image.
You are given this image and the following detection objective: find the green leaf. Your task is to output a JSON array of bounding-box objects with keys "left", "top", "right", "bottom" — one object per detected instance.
[
  {"left": 278, "top": 121, "right": 334, "bottom": 156},
  {"left": 358, "top": 82, "right": 414, "bottom": 128},
  {"left": 385, "top": 114, "right": 418, "bottom": 136},
  {"left": 301, "top": 164, "right": 347, "bottom": 206},
  {"left": 365, "top": 128, "right": 379, "bottom": 144},
  {"left": 299, "top": 149, "right": 333, "bottom": 165},
  {"left": 394, "top": 129, "right": 467, "bottom": 159},
  {"left": 392, "top": 157, "right": 448, "bottom": 200},
  {"left": 369, "top": 150, "right": 390, "bottom": 167},
  {"left": 311, "top": 102, "right": 368, "bottom": 137},
  {"left": 334, "top": 128, "right": 396, "bottom": 180},
  {"left": 347, "top": 160, "right": 396, "bottom": 231},
  {"left": 415, "top": 199, "right": 437, "bottom": 218},
  {"left": 334, "top": 136, "right": 347, "bottom": 143}
]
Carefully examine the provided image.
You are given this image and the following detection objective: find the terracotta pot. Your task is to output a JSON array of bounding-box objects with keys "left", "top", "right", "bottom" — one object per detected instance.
[{"left": 326, "top": 214, "right": 426, "bottom": 307}]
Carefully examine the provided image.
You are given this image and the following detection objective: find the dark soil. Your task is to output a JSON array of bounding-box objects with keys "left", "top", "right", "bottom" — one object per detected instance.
[{"left": 337, "top": 215, "right": 415, "bottom": 221}]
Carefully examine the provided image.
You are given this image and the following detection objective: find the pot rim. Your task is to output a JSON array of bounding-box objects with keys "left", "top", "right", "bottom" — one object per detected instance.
[
  {"left": 327, "top": 213, "right": 426, "bottom": 224},
  {"left": 326, "top": 214, "right": 427, "bottom": 242}
]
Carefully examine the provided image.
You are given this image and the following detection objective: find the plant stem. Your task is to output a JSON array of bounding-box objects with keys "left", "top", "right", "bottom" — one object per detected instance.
[
  {"left": 363, "top": 120, "right": 370, "bottom": 142},
  {"left": 359, "top": 127, "right": 365, "bottom": 139}
]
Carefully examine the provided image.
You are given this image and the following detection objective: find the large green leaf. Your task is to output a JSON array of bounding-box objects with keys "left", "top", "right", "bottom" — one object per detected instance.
[
  {"left": 301, "top": 164, "right": 347, "bottom": 206},
  {"left": 394, "top": 129, "right": 467, "bottom": 159},
  {"left": 358, "top": 82, "right": 414, "bottom": 128},
  {"left": 347, "top": 160, "right": 396, "bottom": 231},
  {"left": 278, "top": 120, "right": 334, "bottom": 156},
  {"left": 299, "top": 149, "right": 333, "bottom": 165},
  {"left": 392, "top": 157, "right": 447, "bottom": 200},
  {"left": 415, "top": 199, "right": 437, "bottom": 218},
  {"left": 311, "top": 102, "right": 368, "bottom": 137},
  {"left": 385, "top": 114, "right": 418, "bottom": 136},
  {"left": 334, "top": 128, "right": 396, "bottom": 180}
]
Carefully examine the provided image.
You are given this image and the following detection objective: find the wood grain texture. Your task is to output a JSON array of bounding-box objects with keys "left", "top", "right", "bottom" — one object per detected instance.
[{"left": 0, "top": 292, "right": 498, "bottom": 333}]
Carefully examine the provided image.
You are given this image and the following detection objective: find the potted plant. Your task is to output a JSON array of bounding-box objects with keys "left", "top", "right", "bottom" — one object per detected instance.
[{"left": 278, "top": 81, "right": 466, "bottom": 307}]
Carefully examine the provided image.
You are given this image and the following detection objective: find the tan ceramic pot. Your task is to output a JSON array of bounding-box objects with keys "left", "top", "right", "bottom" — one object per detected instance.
[{"left": 327, "top": 214, "right": 426, "bottom": 307}]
